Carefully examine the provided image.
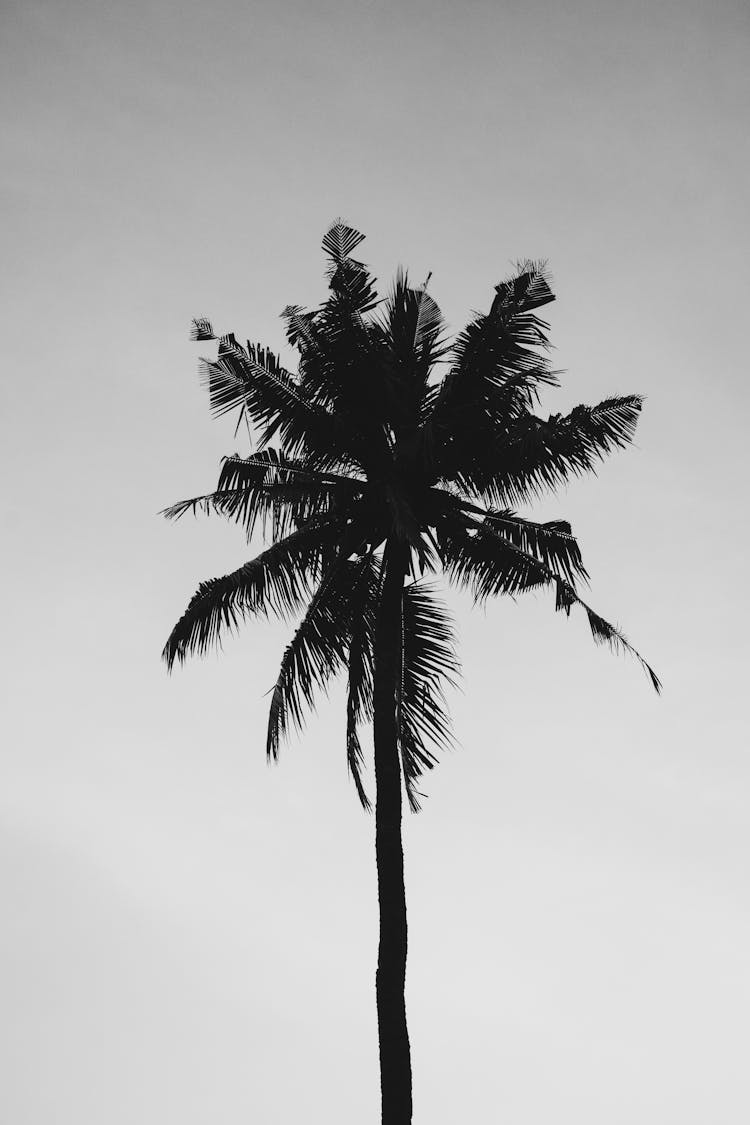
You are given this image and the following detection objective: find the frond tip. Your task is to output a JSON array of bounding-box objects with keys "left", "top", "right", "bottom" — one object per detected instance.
[
  {"left": 190, "top": 317, "right": 215, "bottom": 341},
  {"left": 566, "top": 586, "right": 662, "bottom": 694},
  {"left": 494, "top": 260, "right": 555, "bottom": 312},
  {"left": 322, "top": 219, "right": 366, "bottom": 263}
]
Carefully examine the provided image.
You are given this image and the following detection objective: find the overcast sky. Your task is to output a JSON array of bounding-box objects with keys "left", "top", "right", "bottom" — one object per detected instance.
[{"left": 2, "top": 0, "right": 749, "bottom": 1122}]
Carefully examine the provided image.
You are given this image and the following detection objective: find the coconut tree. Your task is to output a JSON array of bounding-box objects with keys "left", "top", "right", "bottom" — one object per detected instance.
[{"left": 162, "top": 220, "right": 659, "bottom": 1124}]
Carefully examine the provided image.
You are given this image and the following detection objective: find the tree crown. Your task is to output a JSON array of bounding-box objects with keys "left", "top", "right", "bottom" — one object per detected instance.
[{"left": 163, "top": 220, "right": 660, "bottom": 810}]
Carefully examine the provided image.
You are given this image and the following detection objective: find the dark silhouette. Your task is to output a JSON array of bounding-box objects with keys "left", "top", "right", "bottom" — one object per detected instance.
[{"left": 162, "top": 221, "right": 660, "bottom": 1124}]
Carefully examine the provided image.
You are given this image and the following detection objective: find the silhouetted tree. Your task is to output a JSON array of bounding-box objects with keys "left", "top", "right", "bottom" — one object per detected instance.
[{"left": 162, "top": 221, "right": 659, "bottom": 1124}]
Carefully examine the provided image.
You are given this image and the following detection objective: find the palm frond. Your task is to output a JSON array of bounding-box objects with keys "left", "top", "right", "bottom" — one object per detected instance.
[
  {"left": 162, "top": 518, "right": 342, "bottom": 669},
  {"left": 327, "top": 257, "right": 380, "bottom": 314},
  {"left": 266, "top": 554, "right": 375, "bottom": 760},
  {"left": 321, "top": 219, "right": 379, "bottom": 314},
  {"left": 442, "top": 517, "right": 660, "bottom": 692},
  {"left": 441, "top": 519, "right": 551, "bottom": 600},
  {"left": 162, "top": 481, "right": 340, "bottom": 542},
  {"left": 281, "top": 305, "right": 319, "bottom": 354},
  {"left": 385, "top": 270, "right": 447, "bottom": 364},
  {"left": 479, "top": 509, "right": 588, "bottom": 586},
  {"left": 377, "top": 271, "right": 448, "bottom": 433},
  {"left": 161, "top": 451, "right": 364, "bottom": 542},
  {"left": 420, "top": 262, "right": 558, "bottom": 482},
  {"left": 296, "top": 330, "right": 388, "bottom": 444},
  {"left": 555, "top": 581, "right": 662, "bottom": 693},
  {"left": 452, "top": 261, "right": 555, "bottom": 380},
  {"left": 216, "top": 452, "right": 361, "bottom": 540},
  {"left": 201, "top": 337, "right": 301, "bottom": 427},
  {"left": 198, "top": 337, "right": 360, "bottom": 472},
  {"left": 344, "top": 556, "right": 380, "bottom": 811},
  {"left": 217, "top": 450, "right": 354, "bottom": 488},
  {"left": 322, "top": 219, "right": 366, "bottom": 264},
  {"left": 190, "top": 318, "right": 216, "bottom": 341},
  {"left": 291, "top": 322, "right": 393, "bottom": 480},
  {"left": 482, "top": 395, "right": 644, "bottom": 507},
  {"left": 493, "top": 261, "right": 555, "bottom": 313},
  {"left": 399, "top": 582, "right": 458, "bottom": 811}
]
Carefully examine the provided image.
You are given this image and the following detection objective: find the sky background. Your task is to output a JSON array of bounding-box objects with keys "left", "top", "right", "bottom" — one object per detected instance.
[{"left": 2, "top": 0, "right": 749, "bottom": 1121}]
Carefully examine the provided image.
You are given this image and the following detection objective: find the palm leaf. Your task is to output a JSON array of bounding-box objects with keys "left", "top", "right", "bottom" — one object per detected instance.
[
  {"left": 161, "top": 481, "right": 341, "bottom": 542},
  {"left": 281, "top": 304, "right": 319, "bottom": 354},
  {"left": 345, "top": 557, "right": 380, "bottom": 811},
  {"left": 201, "top": 338, "right": 304, "bottom": 427},
  {"left": 421, "top": 263, "right": 558, "bottom": 482},
  {"left": 398, "top": 582, "right": 458, "bottom": 811},
  {"left": 322, "top": 219, "right": 366, "bottom": 264},
  {"left": 162, "top": 450, "right": 365, "bottom": 542},
  {"left": 451, "top": 261, "right": 555, "bottom": 382},
  {"left": 482, "top": 395, "right": 644, "bottom": 507},
  {"left": 216, "top": 452, "right": 362, "bottom": 540},
  {"left": 378, "top": 271, "right": 448, "bottom": 435},
  {"left": 266, "top": 555, "right": 374, "bottom": 760},
  {"left": 384, "top": 270, "right": 446, "bottom": 364},
  {"left": 442, "top": 516, "right": 661, "bottom": 691},
  {"left": 478, "top": 508, "right": 588, "bottom": 586},
  {"left": 190, "top": 317, "right": 216, "bottom": 341},
  {"left": 199, "top": 338, "right": 361, "bottom": 472},
  {"left": 162, "top": 518, "right": 342, "bottom": 669},
  {"left": 493, "top": 261, "right": 555, "bottom": 313},
  {"left": 441, "top": 519, "right": 551, "bottom": 600}
]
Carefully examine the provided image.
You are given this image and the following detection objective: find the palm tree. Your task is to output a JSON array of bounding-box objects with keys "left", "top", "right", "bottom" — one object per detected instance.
[{"left": 162, "top": 220, "right": 659, "bottom": 1124}]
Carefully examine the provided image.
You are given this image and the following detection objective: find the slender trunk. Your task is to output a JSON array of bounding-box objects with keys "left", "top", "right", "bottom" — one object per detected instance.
[{"left": 373, "top": 540, "right": 412, "bottom": 1125}]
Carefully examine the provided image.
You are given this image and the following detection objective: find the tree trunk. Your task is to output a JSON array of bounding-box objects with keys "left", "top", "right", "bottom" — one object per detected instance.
[{"left": 373, "top": 540, "right": 412, "bottom": 1124}]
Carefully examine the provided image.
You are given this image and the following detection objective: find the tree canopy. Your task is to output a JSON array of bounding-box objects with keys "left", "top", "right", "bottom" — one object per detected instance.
[{"left": 163, "top": 220, "right": 660, "bottom": 812}]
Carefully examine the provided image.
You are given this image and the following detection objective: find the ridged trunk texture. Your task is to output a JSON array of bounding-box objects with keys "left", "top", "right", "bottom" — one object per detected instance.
[{"left": 373, "top": 540, "right": 412, "bottom": 1125}]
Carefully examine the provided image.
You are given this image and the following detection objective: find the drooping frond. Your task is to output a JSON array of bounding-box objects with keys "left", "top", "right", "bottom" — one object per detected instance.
[
  {"left": 162, "top": 518, "right": 342, "bottom": 669},
  {"left": 441, "top": 516, "right": 660, "bottom": 691},
  {"left": 345, "top": 556, "right": 381, "bottom": 812},
  {"left": 266, "top": 554, "right": 377, "bottom": 761},
  {"left": 441, "top": 518, "right": 552, "bottom": 600},
  {"left": 399, "top": 582, "right": 458, "bottom": 811},
  {"left": 554, "top": 580, "right": 662, "bottom": 693},
  {"left": 477, "top": 508, "right": 589, "bottom": 586}
]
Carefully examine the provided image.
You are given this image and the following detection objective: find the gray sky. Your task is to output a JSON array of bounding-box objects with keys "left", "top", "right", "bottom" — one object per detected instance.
[{"left": 2, "top": 0, "right": 749, "bottom": 1121}]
